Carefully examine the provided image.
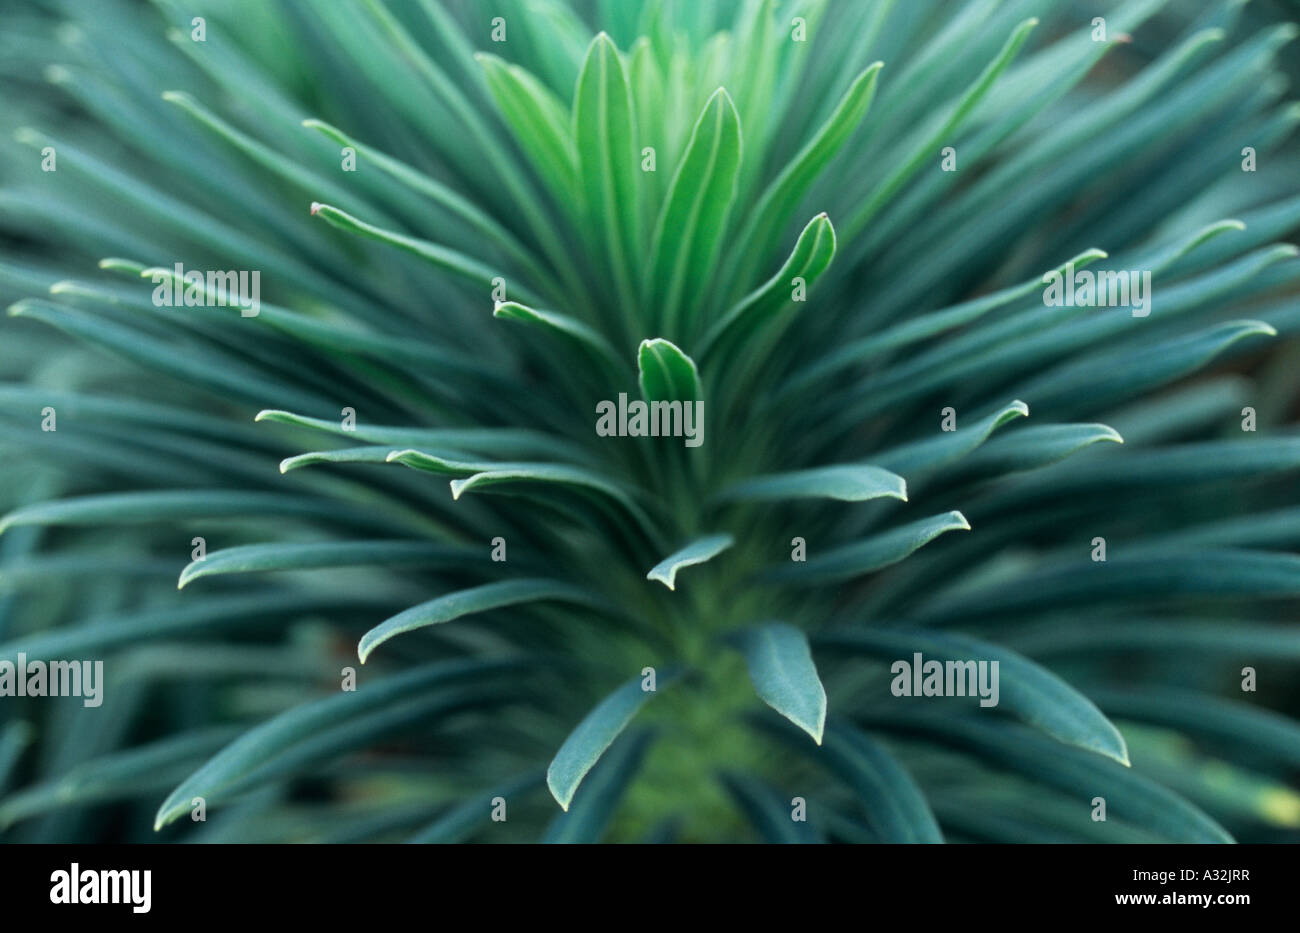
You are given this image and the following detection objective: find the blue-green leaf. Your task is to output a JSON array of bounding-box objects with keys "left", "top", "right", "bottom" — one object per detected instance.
[
  {"left": 732, "top": 622, "right": 827, "bottom": 743},
  {"left": 358, "top": 579, "right": 602, "bottom": 663},
  {"left": 817, "top": 629, "right": 1129, "bottom": 763},
  {"left": 770, "top": 511, "right": 971, "bottom": 584},
  {"left": 544, "top": 729, "right": 655, "bottom": 842},
  {"left": 546, "top": 670, "right": 675, "bottom": 810},
  {"left": 646, "top": 533, "right": 733, "bottom": 589},
  {"left": 716, "top": 464, "right": 906, "bottom": 504}
]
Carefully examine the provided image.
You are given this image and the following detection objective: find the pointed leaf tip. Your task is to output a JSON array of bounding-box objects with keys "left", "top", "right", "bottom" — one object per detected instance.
[
  {"left": 733, "top": 623, "right": 827, "bottom": 744},
  {"left": 646, "top": 534, "right": 734, "bottom": 589}
]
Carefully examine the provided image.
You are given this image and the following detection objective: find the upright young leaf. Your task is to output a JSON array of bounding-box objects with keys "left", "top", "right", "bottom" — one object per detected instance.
[
  {"left": 700, "top": 212, "right": 836, "bottom": 360},
  {"left": 725, "top": 63, "right": 880, "bottom": 292},
  {"left": 646, "top": 87, "right": 743, "bottom": 333},
  {"left": 476, "top": 54, "right": 580, "bottom": 209},
  {"left": 638, "top": 337, "right": 702, "bottom": 401},
  {"left": 574, "top": 33, "right": 644, "bottom": 309}
]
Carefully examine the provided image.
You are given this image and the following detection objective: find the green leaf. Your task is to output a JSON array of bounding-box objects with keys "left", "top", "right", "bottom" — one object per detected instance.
[
  {"left": 0, "top": 554, "right": 174, "bottom": 595},
  {"left": 1017, "top": 321, "right": 1277, "bottom": 417},
  {"left": 732, "top": 622, "right": 827, "bottom": 743},
  {"left": 872, "top": 400, "right": 1030, "bottom": 478},
  {"left": 975, "top": 438, "right": 1300, "bottom": 514},
  {"left": 956, "top": 423, "right": 1123, "bottom": 477},
  {"left": 0, "top": 593, "right": 392, "bottom": 667},
  {"left": 358, "top": 579, "right": 602, "bottom": 663},
  {"left": 770, "top": 511, "right": 971, "bottom": 584},
  {"left": 0, "top": 728, "right": 240, "bottom": 829},
  {"left": 492, "top": 300, "right": 623, "bottom": 375},
  {"left": 155, "top": 658, "right": 517, "bottom": 829},
  {"left": 544, "top": 729, "right": 655, "bottom": 842},
  {"left": 7, "top": 299, "right": 324, "bottom": 413},
  {"left": 0, "top": 490, "right": 355, "bottom": 535},
  {"left": 1003, "top": 617, "right": 1300, "bottom": 661},
  {"left": 719, "top": 772, "right": 824, "bottom": 844},
  {"left": 407, "top": 770, "right": 547, "bottom": 844},
  {"left": 385, "top": 449, "right": 651, "bottom": 520},
  {"left": 279, "top": 446, "right": 403, "bottom": 473},
  {"left": 716, "top": 464, "right": 906, "bottom": 504},
  {"left": 383, "top": 450, "right": 523, "bottom": 476},
  {"left": 162, "top": 90, "right": 360, "bottom": 216},
  {"left": 1138, "top": 505, "right": 1300, "bottom": 551},
  {"left": 574, "top": 33, "right": 643, "bottom": 310},
  {"left": 646, "top": 533, "right": 734, "bottom": 589},
  {"left": 817, "top": 629, "right": 1129, "bottom": 763},
  {"left": 700, "top": 212, "right": 837, "bottom": 360},
  {"left": 310, "top": 203, "right": 542, "bottom": 305},
  {"left": 179, "top": 540, "right": 472, "bottom": 589},
  {"left": 256, "top": 409, "right": 574, "bottom": 460},
  {"left": 0, "top": 722, "right": 32, "bottom": 794},
  {"left": 451, "top": 465, "right": 649, "bottom": 520},
  {"left": 787, "top": 248, "right": 1107, "bottom": 392},
  {"left": 647, "top": 87, "right": 743, "bottom": 332},
  {"left": 475, "top": 53, "right": 579, "bottom": 208},
  {"left": 546, "top": 670, "right": 676, "bottom": 810},
  {"left": 1086, "top": 687, "right": 1300, "bottom": 770},
  {"left": 303, "top": 117, "right": 558, "bottom": 295},
  {"left": 824, "top": 723, "right": 943, "bottom": 843},
  {"left": 638, "top": 337, "right": 702, "bottom": 401},
  {"left": 131, "top": 264, "right": 484, "bottom": 380},
  {"left": 919, "top": 549, "right": 1300, "bottom": 622},
  {"left": 726, "top": 63, "right": 880, "bottom": 292},
  {"left": 766, "top": 719, "right": 941, "bottom": 843},
  {"left": 868, "top": 713, "right": 1232, "bottom": 843},
  {"left": 845, "top": 18, "right": 1039, "bottom": 238}
]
